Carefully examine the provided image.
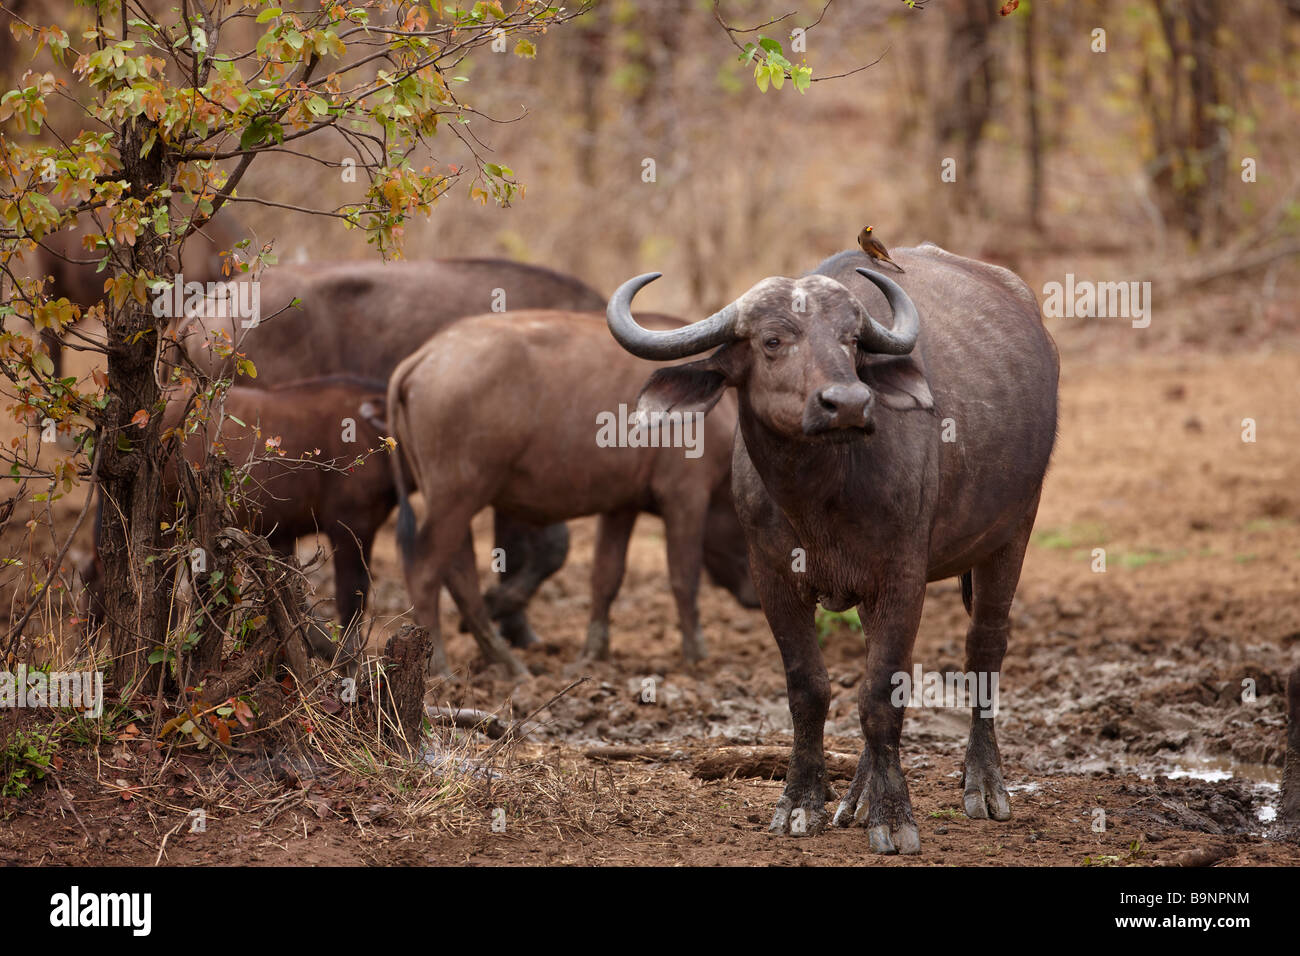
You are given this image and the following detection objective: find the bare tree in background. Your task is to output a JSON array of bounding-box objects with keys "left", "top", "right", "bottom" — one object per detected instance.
[
  {"left": 1022, "top": 0, "right": 1043, "bottom": 230},
  {"left": 574, "top": 4, "right": 609, "bottom": 190},
  {"left": 937, "top": 0, "right": 997, "bottom": 212},
  {"left": 1143, "top": 0, "right": 1230, "bottom": 241}
]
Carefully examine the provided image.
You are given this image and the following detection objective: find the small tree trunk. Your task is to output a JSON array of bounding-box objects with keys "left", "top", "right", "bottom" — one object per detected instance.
[
  {"left": 99, "top": 117, "right": 172, "bottom": 696},
  {"left": 574, "top": 6, "right": 608, "bottom": 189},
  {"left": 937, "top": 0, "right": 997, "bottom": 212},
  {"left": 1023, "top": 0, "right": 1044, "bottom": 230}
]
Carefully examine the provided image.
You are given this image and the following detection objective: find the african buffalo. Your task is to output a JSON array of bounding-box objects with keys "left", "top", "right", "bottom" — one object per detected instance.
[
  {"left": 606, "top": 243, "right": 1059, "bottom": 854},
  {"left": 387, "top": 310, "right": 759, "bottom": 678},
  {"left": 169, "top": 257, "right": 609, "bottom": 648},
  {"left": 85, "top": 376, "right": 393, "bottom": 639},
  {"left": 172, "top": 258, "right": 607, "bottom": 384}
]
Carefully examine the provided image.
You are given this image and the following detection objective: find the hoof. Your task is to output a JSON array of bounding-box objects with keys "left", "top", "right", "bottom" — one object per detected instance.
[
  {"left": 681, "top": 627, "right": 707, "bottom": 665},
  {"left": 581, "top": 620, "right": 610, "bottom": 661},
  {"left": 768, "top": 791, "right": 828, "bottom": 837},
  {"left": 962, "top": 766, "right": 1012, "bottom": 821},
  {"left": 498, "top": 616, "right": 541, "bottom": 649},
  {"left": 864, "top": 822, "right": 920, "bottom": 855},
  {"left": 866, "top": 824, "right": 897, "bottom": 855}
]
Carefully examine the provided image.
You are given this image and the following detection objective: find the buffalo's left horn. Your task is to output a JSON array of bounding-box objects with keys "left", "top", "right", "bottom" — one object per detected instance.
[
  {"left": 853, "top": 267, "right": 921, "bottom": 355},
  {"left": 607, "top": 273, "right": 740, "bottom": 360}
]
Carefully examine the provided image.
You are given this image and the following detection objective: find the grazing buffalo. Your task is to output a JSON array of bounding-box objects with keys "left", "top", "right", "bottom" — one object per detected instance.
[
  {"left": 86, "top": 376, "right": 392, "bottom": 638},
  {"left": 170, "top": 258, "right": 608, "bottom": 648},
  {"left": 606, "top": 243, "right": 1059, "bottom": 854},
  {"left": 387, "top": 310, "right": 759, "bottom": 678}
]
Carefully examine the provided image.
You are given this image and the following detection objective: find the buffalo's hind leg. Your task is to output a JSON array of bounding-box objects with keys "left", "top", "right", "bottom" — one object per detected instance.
[
  {"left": 831, "top": 578, "right": 926, "bottom": 855},
  {"left": 660, "top": 493, "right": 709, "bottom": 664},
  {"left": 443, "top": 531, "right": 531, "bottom": 681},
  {"left": 757, "top": 572, "right": 831, "bottom": 837},
  {"left": 960, "top": 498, "right": 1039, "bottom": 822},
  {"left": 400, "top": 504, "right": 526, "bottom": 680}
]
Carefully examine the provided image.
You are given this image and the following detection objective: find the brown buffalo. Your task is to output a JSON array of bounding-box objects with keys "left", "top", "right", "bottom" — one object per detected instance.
[
  {"left": 607, "top": 244, "right": 1059, "bottom": 854},
  {"left": 387, "top": 310, "right": 758, "bottom": 678},
  {"left": 86, "top": 376, "right": 392, "bottom": 640},
  {"left": 172, "top": 258, "right": 607, "bottom": 384},
  {"left": 169, "top": 258, "right": 608, "bottom": 649}
]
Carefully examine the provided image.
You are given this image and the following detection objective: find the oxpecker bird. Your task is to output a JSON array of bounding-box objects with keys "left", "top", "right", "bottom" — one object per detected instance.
[{"left": 857, "top": 225, "right": 905, "bottom": 273}]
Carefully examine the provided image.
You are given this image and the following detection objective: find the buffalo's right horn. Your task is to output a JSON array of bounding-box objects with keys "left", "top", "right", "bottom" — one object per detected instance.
[
  {"left": 853, "top": 267, "right": 921, "bottom": 355},
  {"left": 606, "top": 273, "right": 740, "bottom": 360}
]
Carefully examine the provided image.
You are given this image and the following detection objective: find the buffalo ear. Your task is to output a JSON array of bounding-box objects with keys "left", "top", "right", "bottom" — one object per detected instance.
[
  {"left": 857, "top": 353, "right": 934, "bottom": 411},
  {"left": 359, "top": 399, "right": 388, "bottom": 434},
  {"left": 637, "top": 357, "right": 729, "bottom": 417}
]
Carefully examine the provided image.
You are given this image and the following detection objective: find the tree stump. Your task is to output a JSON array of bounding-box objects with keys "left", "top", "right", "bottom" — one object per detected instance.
[{"left": 381, "top": 624, "right": 432, "bottom": 751}]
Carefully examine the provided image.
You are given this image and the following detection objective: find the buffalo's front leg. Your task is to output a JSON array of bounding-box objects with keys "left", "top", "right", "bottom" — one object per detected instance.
[
  {"left": 484, "top": 517, "right": 570, "bottom": 648},
  {"left": 832, "top": 582, "right": 925, "bottom": 854},
  {"left": 757, "top": 574, "right": 830, "bottom": 836},
  {"left": 329, "top": 528, "right": 374, "bottom": 635}
]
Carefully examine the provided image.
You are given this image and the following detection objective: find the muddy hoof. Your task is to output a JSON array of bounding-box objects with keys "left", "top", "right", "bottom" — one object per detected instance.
[
  {"left": 962, "top": 765, "right": 1012, "bottom": 821},
  {"left": 581, "top": 621, "right": 611, "bottom": 661},
  {"left": 862, "top": 822, "right": 920, "bottom": 855},
  {"left": 833, "top": 791, "right": 922, "bottom": 854},
  {"left": 768, "top": 788, "right": 828, "bottom": 837},
  {"left": 498, "top": 615, "right": 541, "bottom": 649},
  {"left": 681, "top": 628, "right": 708, "bottom": 666}
]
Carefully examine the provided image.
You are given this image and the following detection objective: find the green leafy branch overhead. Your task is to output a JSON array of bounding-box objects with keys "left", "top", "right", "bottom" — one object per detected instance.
[
  {"left": 710, "top": 0, "right": 891, "bottom": 94},
  {"left": 739, "top": 36, "right": 812, "bottom": 94}
]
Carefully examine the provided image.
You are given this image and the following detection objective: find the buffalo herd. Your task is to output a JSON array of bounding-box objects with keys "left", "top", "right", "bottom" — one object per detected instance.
[{"left": 39, "top": 226, "right": 1299, "bottom": 850}]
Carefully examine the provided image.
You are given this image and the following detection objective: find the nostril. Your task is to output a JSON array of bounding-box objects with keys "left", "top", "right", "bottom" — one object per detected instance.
[{"left": 819, "top": 394, "right": 838, "bottom": 413}]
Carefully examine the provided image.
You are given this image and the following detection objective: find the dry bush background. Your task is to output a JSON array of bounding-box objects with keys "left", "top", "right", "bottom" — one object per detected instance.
[{"left": 219, "top": 0, "right": 1300, "bottom": 350}]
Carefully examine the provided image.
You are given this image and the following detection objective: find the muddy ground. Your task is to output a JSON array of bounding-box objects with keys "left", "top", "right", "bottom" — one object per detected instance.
[{"left": 3, "top": 340, "right": 1300, "bottom": 866}]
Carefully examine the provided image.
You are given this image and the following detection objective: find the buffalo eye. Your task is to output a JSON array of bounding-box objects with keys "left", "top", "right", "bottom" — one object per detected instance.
[{"left": 762, "top": 335, "right": 781, "bottom": 351}]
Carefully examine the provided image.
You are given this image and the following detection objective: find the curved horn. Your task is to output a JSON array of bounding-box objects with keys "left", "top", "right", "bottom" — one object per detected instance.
[
  {"left": 607, "top": 273, "right": 740, "bottom": 360},
  {"left": 853, "top": 267, "right": 921, "bottom": 355}
]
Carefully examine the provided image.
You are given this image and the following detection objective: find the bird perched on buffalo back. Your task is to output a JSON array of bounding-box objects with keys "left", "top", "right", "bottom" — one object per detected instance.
[{"left": 857, "top": 225, "right": 905, "bottom": 273}]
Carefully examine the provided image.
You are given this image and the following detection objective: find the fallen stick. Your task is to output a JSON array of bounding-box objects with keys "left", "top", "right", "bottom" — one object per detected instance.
[
  {"left": 692, "top": 746, "right": 860, "bottom": 781},
  {"left": 481, "top": 677, "right": 589, "bottom": 759},
  {"left": 583, "top": 745, "right": 684, "bottom": 763},
  {"left": 1161, "top": 843, "right": 1237, "bottom": 868},
  {"left": 425, "top": 706, "right": 508, "bottom": 740}
]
